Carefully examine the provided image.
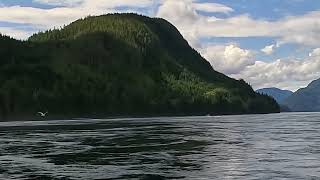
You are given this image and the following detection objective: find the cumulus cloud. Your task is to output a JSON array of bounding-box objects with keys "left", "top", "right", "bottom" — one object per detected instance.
[
  {"left": 0, "top": 27, "right": 33, "bottom": 39},
  {"left": 34, "top": 0, "right": 153, "bottom": 8},
  {"left": 261, "top": 44, "right": 275, "bottom": 55},
  {"left": 0, "top": 0, "right": 234, "bottom": 43},
  {"left": 33, "top": 0, "right": 83, "bottom": 6},
  {"left": 0, "top": 0, "right": 154, "bottom": 38},
  {"left": 233, "top": 55, "right": 320, "bottom": 91},
  {"left": 198, "top": 44, "right": 320, "bottom": 91},
  {"left": 309, "top": 48, "right": 320, "bottom": 57},
  {"left": 157, "top": 0, "right": 320, "bottom": 47},
  {"left": 0, "top": 6, "right": 100, "bottom": 29},
  {"left": 193, "top": 2, "right": 234, "bottom": 14},
  {"left": 200, "top": 44, "right": 255, "bottom": 75},
  {"left": 3, "top": 0, "right": 320, "bottom": 47},
  {"left": 231, "top": 48, "right": 320, "bottom": 91},
  {"left": 155, "top": 0, "right": 320, "bottom": 90}
]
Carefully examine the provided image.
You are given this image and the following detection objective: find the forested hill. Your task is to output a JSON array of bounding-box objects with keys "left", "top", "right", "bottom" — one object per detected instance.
[{"left": 0, "top": 13, "right": 279, "bottom": 120}]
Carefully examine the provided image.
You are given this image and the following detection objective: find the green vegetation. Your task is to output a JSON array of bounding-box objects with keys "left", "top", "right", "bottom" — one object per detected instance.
[{"left": 0, "top": 13, "right": 279, "bottom": 120}]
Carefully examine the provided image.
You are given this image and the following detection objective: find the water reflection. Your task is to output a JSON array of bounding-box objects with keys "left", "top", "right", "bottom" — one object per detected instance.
[{"left": 0, "top": 113, "right": 320, "bottom": 179}]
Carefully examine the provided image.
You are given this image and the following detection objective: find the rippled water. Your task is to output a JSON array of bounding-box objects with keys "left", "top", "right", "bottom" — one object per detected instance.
[{"left": 0, "top": 113, "right": 320, "bottom": 179}]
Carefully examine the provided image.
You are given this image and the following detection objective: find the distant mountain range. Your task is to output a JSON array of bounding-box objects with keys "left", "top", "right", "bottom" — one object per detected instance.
[
  {"left": 256, "top": 88, "right": 293, "bottom": 103},
  {"left": 259, "top": 79, "right": 320, "bottom": 112},
  {"left": 282, "top": 79, "right": 320, "bottom": 112}
]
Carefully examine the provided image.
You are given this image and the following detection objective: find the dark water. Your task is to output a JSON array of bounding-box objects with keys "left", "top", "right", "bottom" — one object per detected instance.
[{"left": 0, "top": 113, "right": 320, "bottom": 179}]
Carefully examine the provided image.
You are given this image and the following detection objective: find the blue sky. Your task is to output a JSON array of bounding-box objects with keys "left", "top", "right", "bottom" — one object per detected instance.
[
  {"left": 1, "top": 0, "right": 320, "bottom": 91},
  {"left": 213, "top": 0, "right": 320, "bottom": 19}
]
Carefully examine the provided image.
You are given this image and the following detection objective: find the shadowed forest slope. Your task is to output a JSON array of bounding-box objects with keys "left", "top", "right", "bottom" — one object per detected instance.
[{"left": 0, "top": 14, "right": 279, "bottom": 119}]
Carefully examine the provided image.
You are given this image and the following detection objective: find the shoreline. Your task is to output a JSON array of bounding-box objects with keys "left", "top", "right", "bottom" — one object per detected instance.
[{"left": 0, "top": 111, "right": 282, "bottom": 122}]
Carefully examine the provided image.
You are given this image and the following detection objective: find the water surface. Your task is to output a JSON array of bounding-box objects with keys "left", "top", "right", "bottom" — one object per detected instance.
[{"left": 0, "top": 112, "right": 320, "bottom": 179}]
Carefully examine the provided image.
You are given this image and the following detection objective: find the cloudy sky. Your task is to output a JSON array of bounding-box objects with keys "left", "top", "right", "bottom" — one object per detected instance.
[{"left": 1, "top": 0, "right": 320, "bottom": 91}]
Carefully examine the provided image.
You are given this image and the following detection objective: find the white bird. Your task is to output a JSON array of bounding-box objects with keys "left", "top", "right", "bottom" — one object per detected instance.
[{"left": 37, "top": 111, "right": 48, "bottom": 117}]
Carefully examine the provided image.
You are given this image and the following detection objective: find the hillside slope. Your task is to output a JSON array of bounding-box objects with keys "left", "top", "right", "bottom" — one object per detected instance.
[
  {"left": 283, "top": 79, "right": 320, "bottom": 112},
  {"left": 256, "top": 88, "right": 293, "bottom": 103},
  {"left": 0, "top": 14, "right": 279, "bottom": 119}
]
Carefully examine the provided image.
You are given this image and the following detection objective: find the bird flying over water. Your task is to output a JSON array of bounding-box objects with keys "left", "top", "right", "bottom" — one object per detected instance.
[{"left": 37, "top": 111, "right": 48, "bottom": 117}]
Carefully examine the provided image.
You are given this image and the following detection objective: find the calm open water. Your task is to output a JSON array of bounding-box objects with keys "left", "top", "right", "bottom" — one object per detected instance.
[{"left": 0, "top": 112, "right": 320, "bottom": 180}]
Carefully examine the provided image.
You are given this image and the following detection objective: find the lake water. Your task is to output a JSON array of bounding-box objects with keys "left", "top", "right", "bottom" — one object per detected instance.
[{"left": 0, "top": 112, "right": 320, "bottom": 179}]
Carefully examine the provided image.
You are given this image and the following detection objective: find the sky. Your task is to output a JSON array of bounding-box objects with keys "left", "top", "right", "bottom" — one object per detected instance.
[{"left": 1, "top": 0, "right": 320, "bottom": 91}]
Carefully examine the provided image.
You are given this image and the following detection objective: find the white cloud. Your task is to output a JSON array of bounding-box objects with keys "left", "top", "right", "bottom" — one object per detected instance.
[
  {"left": 233, "top": 49, "right": 320, "bottom": 91},
  {"left": 80, "top": 0, "right": 153, "bottom": 9},
  {"left": 0, "top": 6, "right": 99, "bottom": 29},
  {"left": 193, "top": 2, "right": 234, "bottom": 14},
  {"left": 3, "top": 0, "right": 320, "bottom": 47},
  {"left": 0, "top": 0, "right": 154, "bottom": 39},
  {"left": 155, "top": 0, "right": 320, "bottom": 90},
  {"left": 309, "top": 48, "right": 320, "bottom": 57},
  {"left": 0, "top": 27, "right": 32, "bottom": 39},
  {"left": 34, "top": 0, "right": 153, "bottom": 8},
  {"left": 198, "top": 44, "right": 320, "bottom": 91},
  {"left": 157, "top": 0, "right": 206, "bottom": 48},
  {"left": 233, "top": 55, "right": 320, "bottom": 91},
  {"left": 0, "top": 0, "right": 234, "bottom": 43},
  {"left": 200, "top": 44, "right": 255, "bottom": 75},
  {"left": 33, "top": 0, "right": 83, "bottom": 7},
  {"left": 261, "top": 44, "right": 275, "bottom": 55},
  {"left": 157, "top": 0, "right": 320, "bottom": 47}
]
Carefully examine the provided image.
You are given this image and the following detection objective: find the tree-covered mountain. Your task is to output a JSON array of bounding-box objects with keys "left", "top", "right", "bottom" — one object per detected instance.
[
  {"left": 256, "top": 88, "right": 293, "bottom": 103},
  {"left": 283, "top": 79, "right": 320, "bottom": 112},
  {"left": 0, "top": 13, "right": 279, "bottom": 120}
]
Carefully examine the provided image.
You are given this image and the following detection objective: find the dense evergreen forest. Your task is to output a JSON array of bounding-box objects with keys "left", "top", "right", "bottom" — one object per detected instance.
[{"left": 0, "top": 13, "right": 279, "bottom": 120}]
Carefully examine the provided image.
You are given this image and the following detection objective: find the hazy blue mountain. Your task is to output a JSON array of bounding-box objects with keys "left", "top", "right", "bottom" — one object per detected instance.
[
  {"left": 256, "top": 88, "right": 293, "bottom": 103},
  {"left": 283, "top": 79, "right": 320, "bottom": 112}
]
